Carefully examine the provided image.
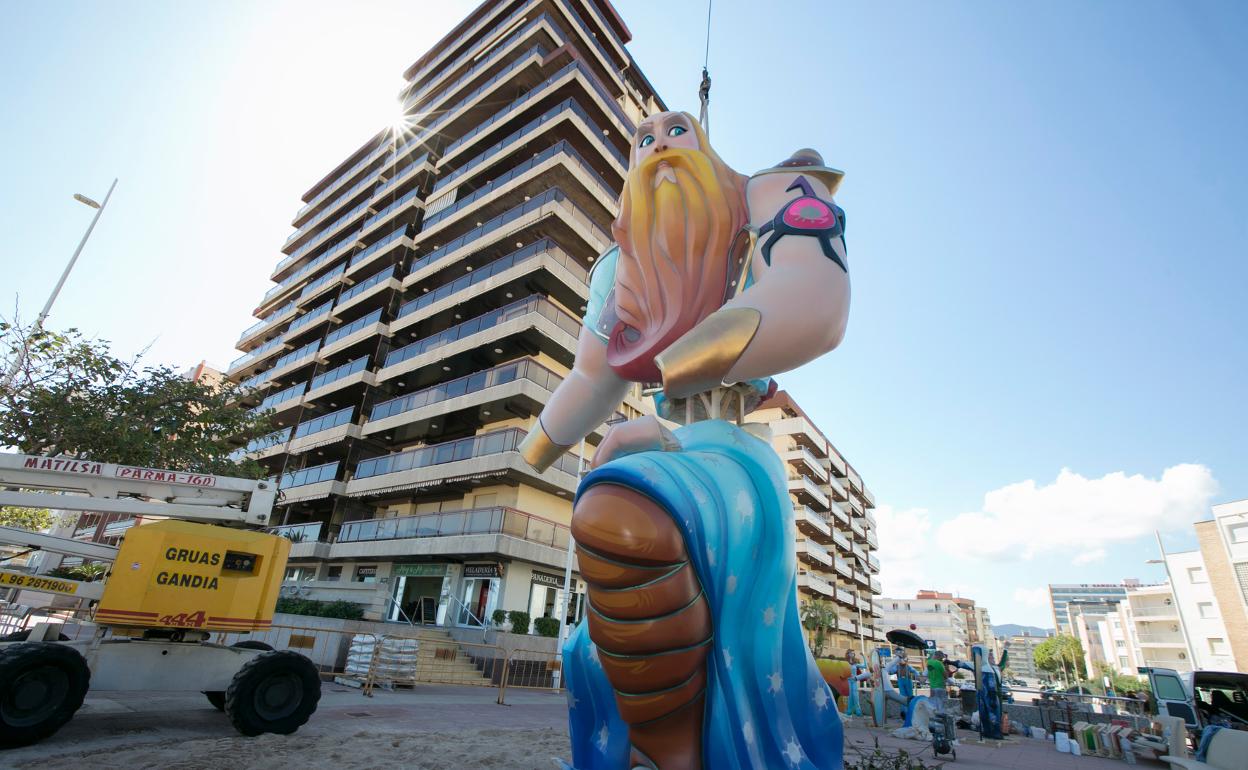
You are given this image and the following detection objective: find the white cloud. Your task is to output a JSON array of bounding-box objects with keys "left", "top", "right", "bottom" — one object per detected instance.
[
  {"left": 1012, "top": 587, "right": 1049, "bottom": 608},
  {"left": 935, "top": 464, "right": 1217, "bottom": 561},
  {"left": 1072, "top": 548, "right": 1106, "bottom": 566},
  {"left": 872, "top": 504, "right": 933, "bottom": 598}
]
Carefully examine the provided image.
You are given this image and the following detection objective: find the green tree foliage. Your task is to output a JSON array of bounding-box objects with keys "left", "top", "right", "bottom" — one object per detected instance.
[
  {"left": 0, "top": 506, "right": 52, "bottom": 531},
  {"left": 1033, "top": 634, "right": 1088, "bottom": 682},
  {"left": 800, "top": 599, "right": 839, "bottom": 657},
  {"left": 0, "top": 320, "right": 272, "bottom": 477}
]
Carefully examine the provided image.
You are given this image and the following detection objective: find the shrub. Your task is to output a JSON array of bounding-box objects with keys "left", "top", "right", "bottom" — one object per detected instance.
[
  {"left": 507, "top": 610, "right": 531, "bottom": 635},
  {"left": 533, "top": 616, "right": 560, "bottom": 637},
  {"left": 491, "top": 609, "right": 508, "bottom": 626},
  {"left": 275, "top": 597, "right": 365, "bottom": 620}
]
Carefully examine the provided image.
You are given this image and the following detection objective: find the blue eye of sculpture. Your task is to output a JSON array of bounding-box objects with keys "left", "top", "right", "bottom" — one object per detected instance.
[
  {"left": 669, "top": 126, "right": 687, "bottom": 137},
  {"left": 639, "top": 135, "right": 655, "bottom": 147}
]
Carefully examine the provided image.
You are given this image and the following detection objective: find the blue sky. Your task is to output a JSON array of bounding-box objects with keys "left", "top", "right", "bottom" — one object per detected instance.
[{"left": 2, "top": 1, "right": 1245, "bottom": 627}]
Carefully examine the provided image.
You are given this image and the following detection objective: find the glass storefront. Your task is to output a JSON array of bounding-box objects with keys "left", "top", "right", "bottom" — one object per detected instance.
[
  {"left": 456, "top": 563, "right": 501, "bottom": 626},
  {"left": 528, "top": 570, "right": 584, "bottom": 625},
  {"left": 388, "top": 564, "right": 449, "bottom": 624}
]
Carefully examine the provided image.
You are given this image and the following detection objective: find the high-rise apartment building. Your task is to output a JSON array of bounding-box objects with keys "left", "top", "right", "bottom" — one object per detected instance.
[
  {"left": 1002, "top": 632, "right": 1049, "bottom": 683},
  {"left": 1049, "top": 582, "right": 1130, "bottom": 635},
  {"left": 225, "top": 0, "right": 663, "bottom": 625},
  {"left": 879, "top": 591, "right": 971, "bottom": 661},
  {"left": 746, "top": 391, "right": 882, "bottom": 653}
]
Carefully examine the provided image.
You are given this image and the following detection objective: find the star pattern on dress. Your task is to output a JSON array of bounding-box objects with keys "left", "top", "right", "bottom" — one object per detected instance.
[
  {"left": 597, "top": 723, "right": 610, "bottom": 751},
  {"left": 813, "top": 685, "right": 830, "bottom": 710},
  {"left": 743, "top": 720, "right": 755, "bottom": 744},
  {"left": 706, "top": 545, "right": 717, "bottom": 567},
  {"left": 587, "top": 643, "right": 601, "bottom": 668},
  {"left": 763, "top": 606, "right": 776, "bottom": 626},
  {"left": 768, "top": 671, "right": 783, "bottom": 694},
  {"left": 639, "top": 463, "right": 664, "bottom": 485},
  {"left": 567, "top": 691, "right": 580, "bottom": 710},
  {"left": 723, "top": 648, "right": 733, "bottom": 670},
  {"left": 784, "top": 737, "right": 803, "bottom": 766},
  {"left": 726, "top": 574, "right": 738, "bottom": 594}
]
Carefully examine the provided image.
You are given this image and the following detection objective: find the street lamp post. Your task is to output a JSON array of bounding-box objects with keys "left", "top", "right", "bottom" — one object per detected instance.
[{"left": 3, "top": 179, "right": 117, "bottom": 390}]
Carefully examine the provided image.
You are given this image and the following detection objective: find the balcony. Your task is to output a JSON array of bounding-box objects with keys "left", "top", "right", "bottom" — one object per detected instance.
[
  {"left": 378, "top": 296, "right": 580, "bottom": 386},
  {"left": 848, "top": 468, "right": 863, "bottom": 494},
  {"left": 867, "top": 553, "right": 880, "bottom": 573},
  {"left": 797, "top": 571, "right": 836, "bottom": 599},
  {"left": 795, "top": 505, "right": 832, "bottom": 544},
  {"left": 240, "top": 427, "right": 292, "bottom": 461},
  {"left": 365, "top": 358, "right": 563, "bottom": 440},
  {"left": 292, "top": 139, "right": 393, "bottom": 230},
  {"left": 392, "top": 240, "right": 588, "bottom": 338},
  {"left": 826, "top": 473, "right": 848, "bottom": 502},
  {"left": 833, "top": 557, "right": 852, "bottom": 580},
  {"left": 346, "top": 226, "right": 413, "bottom": 278},
  {"left": 1135, "top": 633, "right": 1186, "bottom": 647},
  {"left": 866, "top": 529, "right": 879, "bottom": 549},
  {"left": 826, "top": 451, "right": 847, "bottom": 478},
  {"left": 770, "top": 416, "right": 828, "bottom": 457},
  {"left": 869, "top": 576, "right": 882, "bottom": 594},
  {"left": 253, "top": 381, "right": 307, "bottom": 416},
  {"left": 831, "top": 528, "right": 851, "bottom": 554},
  {"left": 227, "top": 335, "right": 289, "bottom": 377},
  {"left": 337, "top": 506, "right": 570, "bottom": 554},
  {"left": 347, "top": 427, "right": 583, "bottom": 499},
  {"left": 788, "top": 473, "right": 830, "bottom": 511},
  {"left": 835, "top": 586, "right": 857, "bottom": 609},
  {"left": 268, "top": 521, "right": 331, "bottom": 559},
  {"left": 434, "top": 96, "right": 625, "bottom": 197},
  {"left": 334, "top": 266, "right": 399, "bottom": 316},
  {"left": 371, "top": 153, "right": 434, "bottom": 203},
  {"left": 283, "top": 301, "right": 337, "bottom": 342},
  {"left": 783, "top": 446, "right": 829, "bottom": 483},
  {"left": 796, "top": 539, "right": 833, "bottom": 570},
  {"left": 852, "top": 568, "right": 870, "bottom": 588},
  {"left": 359, "top": 188, "right": 423, "bottom": 242},
  {"left": 237, "top": 300, "right": 297, "bottom": 348},
  {"left": 404, "top": 189, "right": 607, "bottom": 291},
  {"left": 265, "top": 341, "right": 324, "bottom": 382},
  {"left": 420, "top": 140, "right": 617, "bottom": 247},
  {"left": 304, "top": 357, "right": 375, "bottom": 404},
  {"left": 273, "top": 461, "right": 345, "bottom": 505},
  {"left": 1132, "top": 605, "right": 1180, "bottom": 619},
  {"left": 851, "top": 542, "right": 868, "bottom": 563},
  {"left": 827, "top": 499, "right": 850, "bottom": 527},
  {"left": 288, "top": 406, "right": 360, "bottom": 454},
  {"left": 402, "top": 0, "right": 532, "bottom": 97},
  {"left": 320, "top": 309, "right": 388, "bottom": 359},
  {"left": 849, "top": 517, "right": 866, "bottom": 541}
]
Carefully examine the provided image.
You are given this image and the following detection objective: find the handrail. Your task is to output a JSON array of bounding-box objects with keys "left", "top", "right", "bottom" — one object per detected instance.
[{"left": 447, "top": 593, "right": 489, "bottom": 641}]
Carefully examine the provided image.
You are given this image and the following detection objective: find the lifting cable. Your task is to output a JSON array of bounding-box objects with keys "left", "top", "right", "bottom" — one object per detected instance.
[{"left": 698, "top": 0, "right": 713, "bottom": 134}]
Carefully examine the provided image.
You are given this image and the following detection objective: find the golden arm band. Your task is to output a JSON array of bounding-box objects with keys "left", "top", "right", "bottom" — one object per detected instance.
[
  {"left": 654, "top": 307, "right": 763, "bottom": 400},
  {"left": 517, "top": 419, "right": 573, "bottom": 473}
]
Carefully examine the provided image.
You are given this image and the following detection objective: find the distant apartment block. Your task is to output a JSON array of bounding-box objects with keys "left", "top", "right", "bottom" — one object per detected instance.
[{"left": 1195, "top": 499, "right": 1248, "bottom": 671}]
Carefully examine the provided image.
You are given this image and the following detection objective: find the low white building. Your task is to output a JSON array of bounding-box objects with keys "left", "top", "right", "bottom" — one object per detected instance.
[{"left": 879, "top": 594, "right": 970, "bottom": 661}]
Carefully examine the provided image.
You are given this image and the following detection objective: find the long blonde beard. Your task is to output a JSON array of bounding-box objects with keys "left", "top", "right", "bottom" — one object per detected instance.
[{"left": 608, "top": 146, "right": 748, "bottom": 381}]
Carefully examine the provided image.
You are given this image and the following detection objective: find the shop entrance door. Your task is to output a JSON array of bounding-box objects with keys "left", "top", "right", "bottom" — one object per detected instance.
[{"left": 457, "top": 577, "right": 495, "bottom": 626}]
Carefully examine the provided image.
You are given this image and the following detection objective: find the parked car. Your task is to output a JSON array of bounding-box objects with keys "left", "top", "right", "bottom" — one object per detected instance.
[{"left": 1142, "top": 667, "right": 1248, "bottom": 737}]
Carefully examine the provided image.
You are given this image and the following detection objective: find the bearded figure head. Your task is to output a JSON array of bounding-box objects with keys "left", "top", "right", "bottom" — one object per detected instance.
[{"left": 606, "top": 111, "right": 749, "bottom": 382}]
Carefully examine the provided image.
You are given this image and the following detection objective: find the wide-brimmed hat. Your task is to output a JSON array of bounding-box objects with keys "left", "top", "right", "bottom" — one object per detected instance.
[{"left": 751, "top": 148, "right": 844, "bottom": 195}]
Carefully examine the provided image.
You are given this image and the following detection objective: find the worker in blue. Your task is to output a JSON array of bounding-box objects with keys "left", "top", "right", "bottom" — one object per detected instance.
[{"left": 845, "top": 648, "right": 871, "bottom": 718}]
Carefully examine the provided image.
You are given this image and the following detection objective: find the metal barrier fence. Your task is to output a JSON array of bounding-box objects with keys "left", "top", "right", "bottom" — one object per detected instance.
[
  {"left": 0, "top": 603, "right": 98, "bottom": 641},
  {"left": 502, "top": 645, "right": 564, "bottom": 693}
]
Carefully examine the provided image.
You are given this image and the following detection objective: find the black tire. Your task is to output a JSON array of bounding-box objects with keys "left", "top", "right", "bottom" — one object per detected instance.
[
  {"left": 203, "top": 641, "right": 276, "bottom": 711},
  {"left": 0, "top": 642, "right": 90, "bottom": 748},
  {"left": 224, "top": 650, "right": 320, "bottom": 736}
]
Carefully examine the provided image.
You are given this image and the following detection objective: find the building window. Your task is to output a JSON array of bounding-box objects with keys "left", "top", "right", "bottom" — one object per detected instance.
[
  {"left": 1197, "top": 602, "right": 1216, "bottom": 619},
  {"left": 284, "top": 566, "right": 314, "bottom": 582},
  {"left": 1119, "top": 656, "right": 1128, "bottom": 668},
  {"left": 1236, "top": 562, "right": 1248, "bottom": 605},
  {"left": 1229, "top": 523, "right": 1248, "bottom": 544},
  {"left": 891, "top": 603, "right": 898, "bottom": 610},
  {"left": 1209, "top": 637, "right": 1228, "bottom": 656},
  {"left": 1187, "top": 566, "right": 1207, "bottom": 584},
  {"left": 1116, "top": 640, "right": 1125, "bottom": 648},
  {"left": 325, "top": 566, "right": 343, "bottom": 582}
]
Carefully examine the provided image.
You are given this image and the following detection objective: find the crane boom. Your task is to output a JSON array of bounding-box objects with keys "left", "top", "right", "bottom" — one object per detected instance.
[{"left": 0, "top": 452, "right": 277, "bottom": 528}]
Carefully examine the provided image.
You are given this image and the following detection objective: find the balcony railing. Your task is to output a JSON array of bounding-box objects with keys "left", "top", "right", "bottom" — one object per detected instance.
[
  {"left": 370, "top": 358, "right": 563, "bottom": 423},
  {"left": 293, "top": 406, "right": 354, "bottom": 439},
  {"left": 337, "top": 266, "right": 395, "bottom": 306},
  {"left": 362, "top": 188, "right": 421, "bottom": 232},
  {"left": 349, "top": 226, "right": 410, "bottom": 269},
  {"left": 371, "top": 153, "right": 431, "bottom": 200},
  {"left": 1132, "top": 605, "right": 1179, "bottom": 618},
  {"left": 228, "top": 335, "right": 285, "bottom": 371},
  {"left": 238, "top": 299, "right": 297, "bottom": 343},
  {"left": 285, "top": 199, "right": 372, "bottom": 265},
  {"left": 423, "top": 139, "right": 614, "bottom": 231},
  {"left": 286, "top": 171, "right": 381, "bottom": 249},
  {"left": 274, "top": 461, "right": 340, "bottom": 489},
  {"left": 293, "top": 140, "right": 393, "bottom": 223},
  {"left": 384, "top": 296, "right": 580, "bottom": 370},
  {"left": 308, "top": 356, "right": 369, "bottom": 392},
  {"left": 324, "top": 308, "right": 383, "bottom": 348},
  {"left": 398, "top": 239, "right": 585, "bottom": 320},
  {"left": 404, "top": 0, "right": 532, "bottom": 99},
  {"left": 239, "top": 370, "right": 273, "bottom": 392},
  {"left": 245, "top": 426, "right": 292, "bottom": 454},
  {"left": 286, "top": 301, "right": 334, "bottom": 334},
  {"left": 299, "top": 264, "right": 347, "bottom": 300},
  {"left": 255, "top": 381, "right": 306, "bottom": 412},
  {"left": 353, "top": 427, "right": 581, "bottom": 481},
  {"left": 272, "top": 340, "right": 320, "bottom": 371},
  {"left": 339, "top": 505, "right": 569, "bottom": 550},
  {"left": 410, "top": 188, "right": 609, "bottom": 277},
  {"left": 434, "top": 97, "right": 623, "bottom": 195},
  {"left": 268, "top": 521, "right": 327, "bottom": 543}
]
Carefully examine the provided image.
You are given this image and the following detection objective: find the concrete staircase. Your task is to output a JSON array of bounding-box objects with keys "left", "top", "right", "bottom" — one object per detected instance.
[{"left": 410, "top": 628, "right": 494, "bottom": 685}]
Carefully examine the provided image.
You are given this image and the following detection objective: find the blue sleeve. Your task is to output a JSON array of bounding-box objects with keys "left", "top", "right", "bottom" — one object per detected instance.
[{"left": 583, "top": 245, "right": 619, "bottom": 342}]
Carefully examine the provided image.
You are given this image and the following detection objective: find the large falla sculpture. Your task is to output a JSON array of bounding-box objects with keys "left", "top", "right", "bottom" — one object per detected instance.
[{"left": 518, "top": 110, "right": 851, "bottom": 770}]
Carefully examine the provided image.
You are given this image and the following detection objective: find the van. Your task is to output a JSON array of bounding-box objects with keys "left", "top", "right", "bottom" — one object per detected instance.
[{"left": 1142, "top": 667, "right": 1248, "bottom": 735}]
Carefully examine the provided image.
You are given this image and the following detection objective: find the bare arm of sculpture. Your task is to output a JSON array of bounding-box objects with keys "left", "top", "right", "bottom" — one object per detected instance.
[
  {"left": 655, "top": 168, "right": 851, "bottom": 399},
  {"left": 517, "top": 325, "right": 632, "bottom": 473}
]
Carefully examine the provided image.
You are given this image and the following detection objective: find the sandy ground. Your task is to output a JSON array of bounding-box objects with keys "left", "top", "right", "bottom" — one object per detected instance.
[{"left": 6, "top": 685, "right": 1160, "bottom": 769}]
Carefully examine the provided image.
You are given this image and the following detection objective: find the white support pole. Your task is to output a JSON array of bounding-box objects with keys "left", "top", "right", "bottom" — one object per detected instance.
[{"left": 552, "top": 438, "right": 587, "bottom": 689}]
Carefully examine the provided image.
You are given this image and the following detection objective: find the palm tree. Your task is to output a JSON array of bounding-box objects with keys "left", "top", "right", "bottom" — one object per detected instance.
[{"left": 800, "top": 599, "right": 839, "bottom": 658}]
